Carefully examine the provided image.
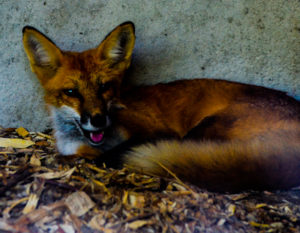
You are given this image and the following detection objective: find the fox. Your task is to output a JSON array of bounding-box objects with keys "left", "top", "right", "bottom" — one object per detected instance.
[{"left": 23, "top": 22, "right": 300, "bottom": 192}]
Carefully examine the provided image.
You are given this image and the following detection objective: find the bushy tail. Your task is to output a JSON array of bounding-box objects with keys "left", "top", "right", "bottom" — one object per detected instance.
[{"left": 124, "top": 136, "right": 300, "bottom": 192}]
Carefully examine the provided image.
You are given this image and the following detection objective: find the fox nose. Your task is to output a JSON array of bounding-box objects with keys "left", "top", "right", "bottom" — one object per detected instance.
[
  {"left": 81, "top": 113, "right": 108, "bottom": 128},
  {"left": 90, "top": 114, "right": 107, "bottom": 128}
]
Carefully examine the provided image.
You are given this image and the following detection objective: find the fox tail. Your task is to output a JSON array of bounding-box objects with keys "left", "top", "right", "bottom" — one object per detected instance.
[{"left": 124, "top": 135, "right": 300, "bottom": 192}]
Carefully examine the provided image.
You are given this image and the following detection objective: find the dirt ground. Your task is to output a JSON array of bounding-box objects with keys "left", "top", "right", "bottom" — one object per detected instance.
[{"left": 0, "top": 127, "right": 300, "bottom": 233}]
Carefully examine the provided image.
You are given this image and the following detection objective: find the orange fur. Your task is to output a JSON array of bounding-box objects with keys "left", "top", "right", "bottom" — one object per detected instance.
[
  {"left": 23, "top": 22, "right": 300, "bottom": 192},
  {"left": 125, "top": 130, "right": 300, "bottom": 192}
]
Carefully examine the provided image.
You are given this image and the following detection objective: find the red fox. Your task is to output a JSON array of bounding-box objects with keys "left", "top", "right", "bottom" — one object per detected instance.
[{"left": 23, "top": 22, "right": 300, "bottom": 192}]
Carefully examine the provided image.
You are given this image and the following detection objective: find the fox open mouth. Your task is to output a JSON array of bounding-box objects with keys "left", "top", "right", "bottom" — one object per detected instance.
[
  {"left": 75, "top": 120, "right": 105, "bottom": 145},
  {"left": 83, "top": 130, "right": 104, "bottom": 145}
]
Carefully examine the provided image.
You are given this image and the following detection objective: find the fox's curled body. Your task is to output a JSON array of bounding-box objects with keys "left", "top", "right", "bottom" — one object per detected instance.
[{"left": 23, "top": 22, "right": 300, "bottom": 192}]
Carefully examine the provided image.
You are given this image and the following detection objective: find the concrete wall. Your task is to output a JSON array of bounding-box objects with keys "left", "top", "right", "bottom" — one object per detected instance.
[{"left": 0, "top": 0, "right": 299, "bottom": 131}]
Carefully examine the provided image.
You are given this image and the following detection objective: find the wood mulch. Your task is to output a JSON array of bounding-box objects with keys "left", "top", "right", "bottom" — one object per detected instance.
[{"left": 0, "top": 127, "right": 299, "bottom": 233}]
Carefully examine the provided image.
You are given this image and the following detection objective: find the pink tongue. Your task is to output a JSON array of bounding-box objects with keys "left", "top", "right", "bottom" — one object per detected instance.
[{"left": 90, "top": 132, "right": 104, "bottom": 143}]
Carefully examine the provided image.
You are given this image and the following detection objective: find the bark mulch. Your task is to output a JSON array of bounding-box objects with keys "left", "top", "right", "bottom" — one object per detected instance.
[{"left": 0, "top": 127, "right": 299, "bottom": 233}]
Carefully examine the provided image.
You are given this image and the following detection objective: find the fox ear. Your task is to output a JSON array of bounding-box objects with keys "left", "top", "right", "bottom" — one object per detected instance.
[
  {"left": 97, "top": 22, "right": 135, "bottom": 68},
  {"left": 23, "top": 26, "right": 63, "bottom": 83}
]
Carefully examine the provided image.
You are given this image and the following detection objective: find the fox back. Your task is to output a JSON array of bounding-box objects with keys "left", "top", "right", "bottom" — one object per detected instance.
[{"left": 23, "top": 22, "right": 300, "bottom": 192}]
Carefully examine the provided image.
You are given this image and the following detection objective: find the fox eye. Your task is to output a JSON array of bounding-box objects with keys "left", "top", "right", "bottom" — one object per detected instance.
[
  {"left": 99, "top": 82, "right": 112, "bottom": 93},
  {"left": 63, "top": 89, "right": 80, "bottom": 98}
]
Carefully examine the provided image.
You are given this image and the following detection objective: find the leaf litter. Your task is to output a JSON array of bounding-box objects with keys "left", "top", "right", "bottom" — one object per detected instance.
[{"left": 0, "top": 126, "right": 300, "bottom": 232}]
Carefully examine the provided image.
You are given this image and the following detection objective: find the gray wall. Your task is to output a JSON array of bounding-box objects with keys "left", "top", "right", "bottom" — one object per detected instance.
[{"left": 0, "top": 0, "right": 299, "bottom": 131}]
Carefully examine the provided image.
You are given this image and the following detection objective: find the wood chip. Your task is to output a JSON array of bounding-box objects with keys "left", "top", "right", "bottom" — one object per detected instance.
[
  {"left": 22, "top": 194, "right": 39, "bottom": 214},
  {"left": 30, "top": 154, "right": 41, "bottom": 166},
  {"left": 128, "top": 220, "right": 149, "bottom": 230},
  {"left": 249, "top": 221, "right": 270, "bottom": 228},
  {"left": 255, "top": 203, "right": 267, "bottom": 209},
  {"left": 16, "top": 127, "right": 29, "bottom": 138},
  {"left": 3, "top": 197, "right": 29, "bottom": 219},
  {"left": 0, "top": 138, "right": 35, "bottom": 148},
  {"left": 65, "top": 191, "right": 95, "bottom": 217},
  {"left": 37, "top": 132, "right": 53, "bottom": 139},
  {"left": 217, "top": 218, "right": 226, "bottom": 226},
  {"left": 35, "top": 167, "right": 76, "bottom": 179},
  {"left": 35, "top": 141, "right": 50, "bottom": 147},
  {"left": 88, "top": 215, "right": 114, "bottom": 233},
  {"left": 129, "top": 192, "right": 145, "bottom": 208},
  {"left": 227, "top": 204, "right": 236, "bottom": 216}
]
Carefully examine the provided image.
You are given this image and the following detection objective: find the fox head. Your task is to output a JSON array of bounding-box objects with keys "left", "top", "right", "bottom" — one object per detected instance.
[{"left": 23, "top": 22, "right": 135, "bottom": 154}]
